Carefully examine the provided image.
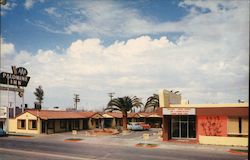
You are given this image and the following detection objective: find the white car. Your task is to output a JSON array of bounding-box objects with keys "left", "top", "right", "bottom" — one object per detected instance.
[{"left": 127, "top": 122, "right": 143, "bottom": 131}]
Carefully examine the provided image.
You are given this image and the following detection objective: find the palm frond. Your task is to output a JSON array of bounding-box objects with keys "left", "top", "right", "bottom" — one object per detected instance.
[{"left": 144, "top": 94, "right": 159, "bottom": 112}]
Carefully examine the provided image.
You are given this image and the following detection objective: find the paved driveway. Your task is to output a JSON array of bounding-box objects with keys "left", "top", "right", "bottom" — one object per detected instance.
[{"left": 114, "top": 128, "right": 161, "bottom": 140}]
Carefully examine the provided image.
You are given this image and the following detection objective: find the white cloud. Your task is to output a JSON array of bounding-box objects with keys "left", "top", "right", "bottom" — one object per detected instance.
[
  {"left": 0, "top": 2, "right": 17, "bottom": 15},
  {"left": 44, "top": 7, "right": 61, "bottom": 17},
  {"left": 24, "top": 0, "right": 34, "bottom": 9},
  {"left": 60, "top": 1, "right": 247, "bottom": 37},
  {"left": 25, "top": 19, "right": 66, "bottom": 34},
  {"left": 0, "top": 37, "right": 15, "bottom": 56},
  {"left": 1, "top": 1, "right": 248, "bottom": 109},
  {"left": 28, "top": 1, "right": 249, "bottom": 40},
  {"left": 1, "top": 32, "right": 248, "bottom": 109},
  {"left": 1, "top": 1, "right": 17, "bottom": 10},
  {"left": 24, "top": 0, "right": 44, "bottom": 10},
  {"left": 44, "top": 7, "right": 55, "bottom": 14},
  {"left": 108, "top": 76, "right": 153, "bottom": 87}
]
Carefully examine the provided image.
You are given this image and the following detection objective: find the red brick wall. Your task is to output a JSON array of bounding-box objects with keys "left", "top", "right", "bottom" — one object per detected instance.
[{"left": 197, "top": 116, "right": 227, "bottom": 138}]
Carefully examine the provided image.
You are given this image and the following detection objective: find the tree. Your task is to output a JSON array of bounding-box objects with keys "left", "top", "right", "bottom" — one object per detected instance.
[
  {"left": 144, "top": 94, "right": 159, "bottom": 112},
  {"left": 105, "top": 96, "right": 143, "bottom": 130},
  {"left": 34, "top": 85, "right": 44, "bottom": 109}
]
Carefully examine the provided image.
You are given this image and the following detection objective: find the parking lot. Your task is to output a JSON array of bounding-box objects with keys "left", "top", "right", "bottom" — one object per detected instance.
[{"left": 1, "top": 128, "right": 247, "bottom": 160}]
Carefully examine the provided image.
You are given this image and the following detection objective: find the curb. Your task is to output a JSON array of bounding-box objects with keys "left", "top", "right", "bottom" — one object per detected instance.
[
  {"left": 135, "top": 143, "right": 159, "bottom": 149},
  {"left": 228, "top": 150, "right": 248, "bottom": 156},
  {"left": 64, "top": 138, "right": 83, "bottom": 142}
]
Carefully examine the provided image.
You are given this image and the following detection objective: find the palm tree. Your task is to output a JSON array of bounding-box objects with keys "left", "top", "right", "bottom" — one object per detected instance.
[
  {"left": 34, "top": 85, "right": 44, "bottom": 109},
  {"left": 105, "top": 96, "right": 143, "bottom": 130},
  {"left": 144, "top": 94, "right": 159, "bottom": 112}
]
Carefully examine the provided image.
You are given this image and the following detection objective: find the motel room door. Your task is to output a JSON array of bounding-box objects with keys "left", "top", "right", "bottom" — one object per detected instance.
[
  {"left": 171, "top": 115, "right": 196, "bottom": 139},
  {"left": 0, "top": 121, "right": 3, "bottom": 129},
  {"left": 42, "top": 121, "right": 45, "bottom": 133}
]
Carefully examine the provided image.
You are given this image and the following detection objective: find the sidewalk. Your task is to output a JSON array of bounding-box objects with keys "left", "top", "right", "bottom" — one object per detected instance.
[{"left": 60, "top": 131, "right": 248, "bottom": 153}]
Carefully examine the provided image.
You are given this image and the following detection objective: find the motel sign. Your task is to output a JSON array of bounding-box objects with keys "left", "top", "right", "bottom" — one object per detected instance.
[{"left": 0, "top": 66, "right": 30, "bottom": 87}]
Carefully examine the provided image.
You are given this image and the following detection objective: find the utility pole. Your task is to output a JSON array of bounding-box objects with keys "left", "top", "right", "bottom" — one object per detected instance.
[
  {"left": 108, "top": 92, "right": 115, "bottom": 112},
  {"left": 108, "top": 92, "right": 115, "bottom": 101},
  {"left": 73, "top": 94, "right": 80, "bottom": 111}
]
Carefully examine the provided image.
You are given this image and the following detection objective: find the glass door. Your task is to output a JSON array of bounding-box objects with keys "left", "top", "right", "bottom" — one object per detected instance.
[
  {"left": 171, "top": 115, "right": 196, "bottom": 139},
  {"left": 172, "top": 116, "right": 180, "bottom": 138},
  {"left": 181, "top": 121, "right": 188, "bottom": 138},
  {"left": 188, "top": 116, "right": 196, "bottom": 138}
]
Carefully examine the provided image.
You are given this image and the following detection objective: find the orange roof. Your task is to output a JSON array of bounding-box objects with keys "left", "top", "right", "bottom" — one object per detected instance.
[
  {"left": 138, "top": 112, "right": 151, "bottom": 117},
  {"left": 104, "top": 112, "right": 123, "bottom": 118},
  {"left": 128, "top": 112, "right": 140, "bottom": 118},
  {"left": 25, "top": 110, "right": 100, "bottom": 120},
  {"left": 78, "top": 112, "right": 102, "bottom": 118},
  {"left": 104, "top": 112, "right": 139, "bottom": 118},
  {"left": 138, "top": 112, "right": 161, "bottom": 117}
]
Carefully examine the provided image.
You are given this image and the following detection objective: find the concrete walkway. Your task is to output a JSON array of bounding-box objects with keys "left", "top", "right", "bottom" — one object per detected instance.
[{"left": 82, "top": 133, "right": 247, "bottom": 153}]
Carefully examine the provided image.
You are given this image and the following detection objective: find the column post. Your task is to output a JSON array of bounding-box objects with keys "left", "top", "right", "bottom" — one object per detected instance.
[{"left": 162, "top": 115, "right": 171, "bottom": 141}]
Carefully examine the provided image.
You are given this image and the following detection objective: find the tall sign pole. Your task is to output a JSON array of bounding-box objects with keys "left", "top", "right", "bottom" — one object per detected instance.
[
  {"left": 0, "top": 66, "right": 31, "bottom": 133},
  {"left": 22, "top": 92, "right": 24, "bottom": 112},
  {"left": 6, "top": 77, "right": 9, "bottom": 133},
  {"left": 14, "top": 90, "right": 16, "bottom": 117}
]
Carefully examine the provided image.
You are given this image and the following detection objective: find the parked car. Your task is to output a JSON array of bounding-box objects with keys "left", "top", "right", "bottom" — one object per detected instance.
[
  {"left": 127, "top": 122, "right": 143, "bottom": 131},
  {"left": 0, "top": 128, "right": 7, "bottom": 137},
  {"left": 127, "top": 122, "right": 151, "bottom": 131},
  {"left": 138, "top": 122, "right": 151, "bottom": 130}
]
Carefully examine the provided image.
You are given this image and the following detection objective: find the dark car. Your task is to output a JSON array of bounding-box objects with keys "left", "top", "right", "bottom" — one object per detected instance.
[{"left": 0, "top": 128, "right": 7, "bottom": 137}]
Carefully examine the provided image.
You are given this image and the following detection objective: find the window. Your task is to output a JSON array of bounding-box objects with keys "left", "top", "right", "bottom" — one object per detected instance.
[
  {"left": 242, "top": 118, "right": 248, "bottom": 134},
  {"left": 228, "top": 117, "right": 248, "bottom": 136},
  {"left": 28, "top": 120, "right": 37, "bottom": 130},
  {"left": 74, "top": 120, "right": 79, "bottom": 129},
  {"left": 60, "top": 120, "right": 66, "bottom": 129},
  {"left": 48, "top": 120, "right": 54, "bottom": 129},
  {"left": 228, "top": 117, "right": 239, "bottom": 134},
  {"left": 17, "top": 120, "right": 26, "bottom": 129}
]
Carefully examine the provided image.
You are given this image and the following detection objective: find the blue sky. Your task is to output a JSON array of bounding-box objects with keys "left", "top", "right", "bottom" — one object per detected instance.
[
  {"left": 1, "top": 0, "right": 188, "bottom": 52},
  {"left": 0, "top": 0, "right": 249, "bottom": 110}
]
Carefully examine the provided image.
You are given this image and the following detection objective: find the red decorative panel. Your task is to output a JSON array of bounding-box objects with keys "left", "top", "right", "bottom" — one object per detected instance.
[{"left": 197, "top": 116, "right": 227, "bottom": 137}]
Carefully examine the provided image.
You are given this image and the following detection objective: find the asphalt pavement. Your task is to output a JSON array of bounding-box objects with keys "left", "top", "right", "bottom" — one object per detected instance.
[{"left": 0, "top": 129, "right": 248, "bottom": 160}]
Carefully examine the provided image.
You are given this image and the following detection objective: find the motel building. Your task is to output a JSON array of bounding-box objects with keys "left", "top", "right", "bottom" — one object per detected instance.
[
  {"left": 7, "top": 109, "right": 162, "bottom": 135},
  {"left": 8, "top": 110, "right": 103, "bottom": 134},
  {"left": 159, "top": 89, "right": 248, "bottom": 147}
]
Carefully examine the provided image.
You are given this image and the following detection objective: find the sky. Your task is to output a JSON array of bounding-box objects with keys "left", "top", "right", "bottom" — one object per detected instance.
[{"left": 0, "top": 0, "right": 249, "bottom": 111}]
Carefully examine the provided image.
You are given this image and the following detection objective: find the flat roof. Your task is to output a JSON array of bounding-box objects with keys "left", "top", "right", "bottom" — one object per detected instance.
[{"left": 169, "top": 103, "right": 248, "bottom": 108}]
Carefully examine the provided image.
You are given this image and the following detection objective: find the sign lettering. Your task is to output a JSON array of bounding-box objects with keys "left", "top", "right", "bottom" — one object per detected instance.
[
  {"left": 163, "top": 108, "right": 196, "bottom": 115},
  {"left": 0, "top": 66, "right": 30, "bottom": 87}
]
